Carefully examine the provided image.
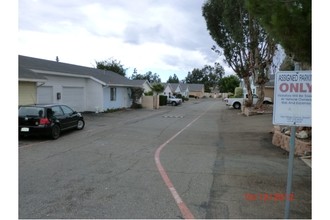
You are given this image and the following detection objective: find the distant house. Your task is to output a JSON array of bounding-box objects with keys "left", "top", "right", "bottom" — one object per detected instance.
[
  {"left": 161, "top": 83, "right": 173, "bottom": 97},
  {"left": 179, "top": 83, "right": 189, "bottom": 98},
  {"left": 241, "top": 75, "right": 275, "bottom": 100},
  {"left": 168, "top": 83, "right": 182, "bottom": 96},
  {"left": 130, "top": 80, "right": 153, "bottom": 93},
  {"left": 187, "top": 84, "right": 205, "bottom": 98},
  {"left": 260, "top": 74, "right": 275, "bottom": 100},
  {"left": 19, "top": 55, "right": 142, "bottom": 112}
]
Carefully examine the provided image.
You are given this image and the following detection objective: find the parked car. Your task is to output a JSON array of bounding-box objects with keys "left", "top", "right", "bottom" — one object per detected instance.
[
  {"left": 167, "top": 96, "right": 182, "bottom": 106},
  {"left": 226, "top": 94, "right": 273, "bottom": 109},
  {"left": 19, "top": 104, "right": 85, "bottom": 139}
]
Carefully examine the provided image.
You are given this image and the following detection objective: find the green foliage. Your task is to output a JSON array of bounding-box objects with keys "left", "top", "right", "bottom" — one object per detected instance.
[
  {"left": 228, "top": 92, "right": 234, "bottom": 98},
  {"left": 219, "top": 75, "right": 240, "bottom": 93},
  {"left": 202, "top": 0, "right": 251, "bottom": 78},
  {"left": 203, "top": 0, "right": 277, "bottom": 106},
  {"left": 234, "top": 87, "right": 243, "bottom": 98},
  {"left": 151, "top": 83, "right": 164, "bottom": 95},
  {"left": 144, "top": 91, "right": 154, "bottom": 96},
  {"left": 280, "top": 56, "right": 295, "bottom": 71},
  {"left": 245, "top": 0, "right": 311, "bottom": 65},
  {"left": 167, "top": 74, "right": 180, "bottom": 83},
  {"left": 131, "top": 87, "right": 144, "bottom": 105},
  {"left": 159, "top": 95, "right": 168, "bottom": 106},
  {"left": 104, "top": 108, "right": 126, "bottom": 113},
  {"left": 131, "top": 103, "right": 143, "bottom": 109},
  {"left": 280, "top": 55, "right": 311, "bottom": 71},
  {"left": 185, "top": 63, "right": 225, "bottom": 93},
  {"left": 130, "top": 70, "right": 161, "bottom": 83},
  {"left": 95, "top": 58, "right": 127, "bottom": 76}
]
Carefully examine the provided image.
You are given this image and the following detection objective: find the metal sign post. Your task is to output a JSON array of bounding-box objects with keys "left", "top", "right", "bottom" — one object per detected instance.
[
  {"left": 272, "top": 70, "right": 312, "bottom": 219},
  {"left": 284, "top": 126, "right": 296, "bottom": 219}
]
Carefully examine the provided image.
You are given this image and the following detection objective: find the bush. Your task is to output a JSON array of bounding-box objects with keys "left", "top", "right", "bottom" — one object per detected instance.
[
  {"left": 159, "top": 95, "right": 168, "bottom": 106},
  {"left": 144, "top": 91, "right": 153, "bottom": 96},
  {"left": 234, "top": 87, "right": 243, "bottom": 98},
  {"left": 131, "top": 103, "right": 142, "bottom": 109},
  {"left": 104, "top": 108, "right": 125, "bottom": 113}
]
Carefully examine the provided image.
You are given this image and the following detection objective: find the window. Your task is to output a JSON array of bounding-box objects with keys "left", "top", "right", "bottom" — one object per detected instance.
[
  {"left": 51, "top": 106, "right": 64, "bottom": 116},
  {"left": 110, "top": 88, "right": 116, "bottom": 101},
  {"left": 61, "top": 105, "right": 74, "bottom": 115}
]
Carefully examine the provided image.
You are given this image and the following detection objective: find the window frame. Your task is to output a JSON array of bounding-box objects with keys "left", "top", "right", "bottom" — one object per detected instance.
[{"left": 110, "top": 87, "right": 116, "bottom": 101}]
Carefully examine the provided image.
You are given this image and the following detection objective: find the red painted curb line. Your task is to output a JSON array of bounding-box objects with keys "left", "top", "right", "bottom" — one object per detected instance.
[{"left": 154, "top": 103, "right": 213, "bottom": 219}]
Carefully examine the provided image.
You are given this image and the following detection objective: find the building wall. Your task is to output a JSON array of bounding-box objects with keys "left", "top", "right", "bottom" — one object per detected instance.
[
  {"left": 189, "top": 91, "right": 204, "bottom": 98},
  {"left": 19, "top": 81, "right": 37, "bottom": 105},
  {"left": 103, "top": 87, "right": 131, "bottom": 110},
  {"left": 163, "top": 85, "right": 172, "bottom": 96},
  {"left": 85, "top": 80, "right": 103, "bottom": 112},
  {"left": 36, "top": 75, "right": 88, "bottom": 111},
  {"left": 143, "top": 83, "right": 152, "bottom": 93}
]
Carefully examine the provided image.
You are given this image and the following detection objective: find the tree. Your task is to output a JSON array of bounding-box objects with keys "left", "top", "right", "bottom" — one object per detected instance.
[
  {"left": 203, "top": 63, "right": 225, "bottom": 92},
  {"left": 185, "top": 68, "right": 204, "bottom": 84},
  {"left": 167, "top": 74, "right": 179, "bottom": 83},
  {"left": 151, "top": 83, "right": 164, "bottom": 95},
  {"left": 185, "top": 63, "right": 225, "bottom": 93},
  {"left": 245, "top": 0, "right": 311, "bottom": 65},
  {"left": 202, "top": 0, "right": 277, "bottom": 108},
  {"left": 130, "top": 70, "right": 161, "bottom": 83},
  {"left": 280, "top": 56, "right": 295, "bottom": 71},
  {"left": 219, "top": 75, "right": 240, "bottom": 93},
  {"left": 131, "top": 87, "right": 144, "bottom": 108},
  {"left": 95, "top": 58, "right": 127, "bottom": 77}
]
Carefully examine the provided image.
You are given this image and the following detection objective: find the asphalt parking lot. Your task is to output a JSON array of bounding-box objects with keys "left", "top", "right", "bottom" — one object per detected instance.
[{"left": 19, "top": 99, "right": 311, "bottom": 219}]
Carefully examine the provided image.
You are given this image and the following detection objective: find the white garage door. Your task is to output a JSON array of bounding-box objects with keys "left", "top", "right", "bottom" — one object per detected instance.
[
  {"left": 62, "top": 87, "right": 85, "bottom": 112},
  {"left": 37, "top": 86, "right": 53, "bottom": 104}
]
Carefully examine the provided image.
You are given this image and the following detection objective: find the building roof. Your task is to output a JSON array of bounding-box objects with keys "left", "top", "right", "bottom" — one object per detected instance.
[
  {"left": 179, "top": 83, "right": 189, "bottom": 91},
  {"left": 19, "top": 66, "right": 47, "bottom": 82},
  {"left": 168, "top": 83, "right": 181, "bottom": 92},
  {"left": 19, "top": 55, "right": 138, "bottom": 87},
  {"left": 187, "top": 84, "right": 204, "bottom": 92},
  {"left": 129, "top": 80, "right": 149, "bottom": 86}
]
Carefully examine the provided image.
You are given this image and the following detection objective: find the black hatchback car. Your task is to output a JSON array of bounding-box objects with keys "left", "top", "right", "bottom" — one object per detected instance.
[{"left": 19, "top": 104, "right": 85, "bottom": 139}]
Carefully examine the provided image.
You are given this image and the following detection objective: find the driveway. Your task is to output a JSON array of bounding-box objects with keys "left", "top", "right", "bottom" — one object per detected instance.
[{"left": 19, "top": 99, "right": 311, "bottom": 219}]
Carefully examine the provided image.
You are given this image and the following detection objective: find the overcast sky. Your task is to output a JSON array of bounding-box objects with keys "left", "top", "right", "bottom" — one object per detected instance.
[{"left": 18, "top": 0, "right": 234, "bottom": 81}]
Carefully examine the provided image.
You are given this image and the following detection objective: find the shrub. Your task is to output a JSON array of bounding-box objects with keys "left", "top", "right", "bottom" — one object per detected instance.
[
  {"left": 234, "top": 87, "right": 243, "bottom": 98},
  {"left": 159, "top": 95, "right": 168, "bottom": 106},
  {"left": 131, "top": 103, "right": 142, "bottom": 109},
  {"left": 144, "top": 91, "right": 153, "bottom": 96}
]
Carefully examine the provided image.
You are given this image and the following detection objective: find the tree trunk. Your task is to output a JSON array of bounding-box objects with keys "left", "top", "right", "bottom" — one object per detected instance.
[
  {"left": 243, "top": 76, "right": 253, "bottom": 107},
  {"left": 255, "top": 83, "right": 265, "bottom": 109}
]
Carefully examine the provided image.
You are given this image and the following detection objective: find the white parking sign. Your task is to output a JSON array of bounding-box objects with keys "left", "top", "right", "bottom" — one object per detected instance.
[{"left": 273, "top": 71, "right": 312, "bottom": 126}]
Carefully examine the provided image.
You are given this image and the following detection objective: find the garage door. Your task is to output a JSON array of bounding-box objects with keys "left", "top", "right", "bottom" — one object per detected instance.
[
  {"left": 37, "top": 86, "right": 53, "bottom": 104},
  {"left": 62, "top": 87, "right": 85, "bottom": 112},
  {"left": 19, "top": 82, "right": 37, "bottom": 105}
]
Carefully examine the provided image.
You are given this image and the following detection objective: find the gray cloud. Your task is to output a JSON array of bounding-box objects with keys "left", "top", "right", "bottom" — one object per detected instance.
[{"left": 19, "top": 0, "right": 233, "bottom": 77}]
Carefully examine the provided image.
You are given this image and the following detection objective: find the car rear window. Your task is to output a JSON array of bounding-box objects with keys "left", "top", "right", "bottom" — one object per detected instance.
[{"left": 19, "top": 107, "right": 45, "bottom": 117}]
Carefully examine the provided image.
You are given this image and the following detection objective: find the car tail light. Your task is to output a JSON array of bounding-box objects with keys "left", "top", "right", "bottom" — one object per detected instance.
[{"left": 39, "top": 118, "right": 50, "bottom": 125}]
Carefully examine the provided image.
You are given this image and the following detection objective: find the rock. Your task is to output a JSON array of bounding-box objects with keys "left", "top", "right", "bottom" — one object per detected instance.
[
  {"left": 285, "top": 130, "right": 291, "bottom": 136},
  {"left": 281, "top": 127, "right": 289, "bottom": 133},
  {"left": 296, "top": 130, "right": 309, "bottom": 139}
]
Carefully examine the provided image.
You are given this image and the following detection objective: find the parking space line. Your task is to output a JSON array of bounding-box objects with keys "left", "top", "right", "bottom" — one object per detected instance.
[{"left": 154, "top": 103, "right": 214, "bottom": 219}]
